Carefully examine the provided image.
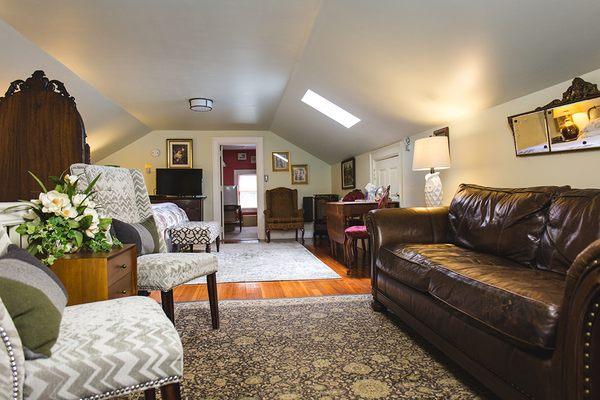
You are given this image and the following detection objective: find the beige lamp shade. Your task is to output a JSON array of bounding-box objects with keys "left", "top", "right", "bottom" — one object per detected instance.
[{"left": 412, "top": 136, "right": 451, "bottom": 171}]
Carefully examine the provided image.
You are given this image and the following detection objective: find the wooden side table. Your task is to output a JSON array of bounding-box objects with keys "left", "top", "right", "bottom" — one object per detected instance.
[{"left": 51, "top": 244, "right": 137, "bottom": 306}]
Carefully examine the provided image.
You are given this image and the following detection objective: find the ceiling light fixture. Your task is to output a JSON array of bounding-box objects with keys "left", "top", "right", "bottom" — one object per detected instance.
[
  {"left": 189, "top": 98, "right": 213, "bottom": 112},
  {"left": 301, "top": 89, "right": 360, "bottom": 128}
]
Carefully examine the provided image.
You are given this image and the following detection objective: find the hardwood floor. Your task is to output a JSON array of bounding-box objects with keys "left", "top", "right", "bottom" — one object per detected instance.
[{"left": 150, "top": 240, "right": 371, "bottom": 303}]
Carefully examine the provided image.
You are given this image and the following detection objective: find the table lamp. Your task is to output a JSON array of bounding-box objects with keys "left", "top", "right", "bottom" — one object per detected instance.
[{"left": 412, "top": 135, "right": 451, "bottom": 207}]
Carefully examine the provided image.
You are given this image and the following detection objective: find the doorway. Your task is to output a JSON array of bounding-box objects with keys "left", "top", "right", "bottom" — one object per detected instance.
[
  {"left": 212, "top": 137, "right": 265, "bottom": 242},
  {"left": 370, "top": 145, "right": 402, "bottom": 203}
]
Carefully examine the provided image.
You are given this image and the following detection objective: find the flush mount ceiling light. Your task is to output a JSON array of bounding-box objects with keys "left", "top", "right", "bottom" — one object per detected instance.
[
  {"left": 189, "top": 97, "right": 213, "bottom": 112},
  {"left": 301, "top": 89, "right": 360, "bottom": 128}
]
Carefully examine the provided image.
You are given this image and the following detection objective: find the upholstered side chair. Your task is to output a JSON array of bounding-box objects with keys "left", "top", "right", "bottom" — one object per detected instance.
[
  {"left": 264, "top": 187, "right": 304, "bottom": 243},
  {"left": 70, "top": 164, "right": 219, "bottom": 328}
]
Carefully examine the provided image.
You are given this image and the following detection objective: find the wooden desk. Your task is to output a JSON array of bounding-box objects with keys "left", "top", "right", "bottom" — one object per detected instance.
[
  {"left": 325, "top": 201, "right": 399, "bottom": 263},
  {"left": 50, "top": 244, "right": 137, "bottom": 306}
]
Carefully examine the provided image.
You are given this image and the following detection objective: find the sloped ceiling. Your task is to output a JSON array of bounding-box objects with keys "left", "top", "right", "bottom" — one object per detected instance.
[{"left": 2, "top": 0, "right": 600, "bottom": 163}]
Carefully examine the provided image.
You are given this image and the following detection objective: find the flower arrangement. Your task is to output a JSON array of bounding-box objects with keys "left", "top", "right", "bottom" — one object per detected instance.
[{"left": 13, "top": 172, "right": 120, "bottom": 265}]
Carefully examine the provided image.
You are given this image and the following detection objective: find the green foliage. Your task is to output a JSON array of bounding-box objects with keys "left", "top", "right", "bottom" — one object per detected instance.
[{"left": 12, "top": 171, "right": 121, "bottom": 265}]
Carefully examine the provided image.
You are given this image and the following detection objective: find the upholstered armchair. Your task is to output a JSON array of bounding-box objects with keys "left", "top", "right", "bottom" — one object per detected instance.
[
  {"left": 264, "top": 187, "right": 304, "bottom": 243},
  {"left": 70, "top": 164, "right": 219, "bottom": 328}
]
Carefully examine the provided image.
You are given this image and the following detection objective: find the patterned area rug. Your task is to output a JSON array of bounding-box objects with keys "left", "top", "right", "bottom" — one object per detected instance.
[
  {"left": 131, "top": 295, "right": 492, "bottom": 399},
  {"left": 187, "top": 241, "right": 340, "bottom": 284}
]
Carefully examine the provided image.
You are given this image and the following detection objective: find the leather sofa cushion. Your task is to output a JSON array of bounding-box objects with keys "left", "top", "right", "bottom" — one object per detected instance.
[
  {"left": 537, "top": 189, "right": 600, "bottom": 274},
  {"left": 379, "top": 243, "right": 566, "bottom": 350},
  {"left": 448, "top": 184, "right": 568, "bottom": 265}
]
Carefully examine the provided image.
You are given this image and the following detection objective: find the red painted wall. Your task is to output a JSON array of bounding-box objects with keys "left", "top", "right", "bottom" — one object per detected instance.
[{"left": 223, "top": 149, "right": 256, "bottom": 186}]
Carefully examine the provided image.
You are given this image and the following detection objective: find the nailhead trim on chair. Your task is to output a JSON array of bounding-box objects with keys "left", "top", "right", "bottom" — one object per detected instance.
[
  {"left": 80, "top": 375, "right": 181, "bottom": 400},
  {"left": 0, "top": 327, "right": 19, "bottom": 400}
]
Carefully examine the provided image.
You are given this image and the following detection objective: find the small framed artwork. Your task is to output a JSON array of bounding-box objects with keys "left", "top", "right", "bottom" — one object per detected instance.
[
  {"left": 341, "top": 157, "right": 356, "bottom": 189},
  {"left": 166, "top": 139, "right": 193, "bottom": 168},
  {"left": 251, "top": 155, "right": 256, "bottom": 164},
  {"left": 272, "top": 151, "right": 290, "bottom": 171},
  {"left": 237, "top": 152, "right": 247, "bottom": 161},
  {"left": 291, "top": 164, "right": 309, "bottom": 184}
]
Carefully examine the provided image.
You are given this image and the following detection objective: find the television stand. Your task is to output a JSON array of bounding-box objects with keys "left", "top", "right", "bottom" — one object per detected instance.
[{"left": 149, "top": 195, "right": 207, "bottom": 221}]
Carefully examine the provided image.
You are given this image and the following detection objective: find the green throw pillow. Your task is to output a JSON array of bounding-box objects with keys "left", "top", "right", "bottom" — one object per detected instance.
[{"left": 0, "top": 245, "right": 67, "bottom": 358}]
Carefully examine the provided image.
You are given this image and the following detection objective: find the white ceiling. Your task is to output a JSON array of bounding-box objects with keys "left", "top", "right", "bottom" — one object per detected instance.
[{"left": 2, "top": 0, "right": 600, "bottom": 163}]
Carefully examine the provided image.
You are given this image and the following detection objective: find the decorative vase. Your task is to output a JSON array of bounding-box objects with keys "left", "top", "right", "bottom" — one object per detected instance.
[{"left": 424, "top": 172, "right": 443, "bottom": 207}]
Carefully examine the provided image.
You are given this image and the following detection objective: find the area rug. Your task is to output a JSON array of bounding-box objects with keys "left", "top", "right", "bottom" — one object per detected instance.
[
  {"left": 186, "top": 241, "right": 340, "bottom": 284},
  {"left": 129, "top": 295, "right": 492, "bottom": 399}
]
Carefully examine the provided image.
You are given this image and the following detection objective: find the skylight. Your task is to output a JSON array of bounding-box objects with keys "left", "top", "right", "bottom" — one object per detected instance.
[{"left": 301, "top": 89, "right": 360, "bottom": 128}]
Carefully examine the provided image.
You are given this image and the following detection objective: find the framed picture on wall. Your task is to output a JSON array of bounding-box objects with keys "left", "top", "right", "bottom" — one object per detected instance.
[
  {"left": 237, "top": 152, "right": 247, "bottom": 161},
  {"left": 291, "top": 164, "right": 308, "bottom": 184},
  {"left": 341, "top": 157, "right": 356, "bottom": 189},
  {"left": 166, "top": 139, "right": 193, "bottom": 168},
  {"left": 272, "top": 151, "right": 290, "bottom": 171}
]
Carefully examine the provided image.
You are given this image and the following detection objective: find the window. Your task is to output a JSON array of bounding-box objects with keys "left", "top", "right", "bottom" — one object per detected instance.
[{"left": 237, "top": 173, "right": 257, "bottom": 209}]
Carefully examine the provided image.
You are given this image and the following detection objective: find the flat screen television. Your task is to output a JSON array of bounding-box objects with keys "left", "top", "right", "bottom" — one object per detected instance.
[{"left": 156, "top": 168, "right": 203, "bottom": 196}]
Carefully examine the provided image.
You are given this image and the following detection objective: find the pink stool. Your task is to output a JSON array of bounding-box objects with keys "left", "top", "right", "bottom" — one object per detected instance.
[{"left": 343, "top": 225, "right": 371, "bottom": 274}]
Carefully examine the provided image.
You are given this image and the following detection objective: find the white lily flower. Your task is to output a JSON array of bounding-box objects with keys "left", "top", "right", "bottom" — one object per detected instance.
[
  {"left": 72, "top": 194, "right": 89, "bottom": 208},
  {"left": 59, "top": 206, "right": 78, "bottom": 219},
  {"left": 64, "top": 174, "right": 79, "bottom": 185},
  {"left": 40, "top": 190, "right": 70, "bottom": 214}
]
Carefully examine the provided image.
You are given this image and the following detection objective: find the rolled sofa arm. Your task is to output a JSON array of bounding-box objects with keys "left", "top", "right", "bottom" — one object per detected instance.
[
  {"left": 555, "top": 239, "right": 600, "bottom": 400},
  {"left": 365, "top": 206, "right": 450, "bottom": 258}
]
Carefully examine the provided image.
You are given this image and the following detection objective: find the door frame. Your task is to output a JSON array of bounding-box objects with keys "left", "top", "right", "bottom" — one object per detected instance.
[
  {"left": 369, "top": 144, "right": 403, "bottom": 205},
  {"left": 212, "top": 137, "right": 265, "bottom": 240}
]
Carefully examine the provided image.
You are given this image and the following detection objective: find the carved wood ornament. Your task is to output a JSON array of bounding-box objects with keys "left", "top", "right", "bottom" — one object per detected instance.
[
  {"left": 0, "top": 70, "right": 89, "bottom": 201},
  {"left": 536, "top": 77, "right": 600, "bottom": 110}
]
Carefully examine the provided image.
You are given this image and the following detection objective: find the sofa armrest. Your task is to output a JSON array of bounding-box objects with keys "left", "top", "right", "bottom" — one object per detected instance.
[
  {"left": 365, "top": 206, "right": 450, "bottom": 253},
  {"left": 555, "top": 239, "right": 600, "bottom": 400}
]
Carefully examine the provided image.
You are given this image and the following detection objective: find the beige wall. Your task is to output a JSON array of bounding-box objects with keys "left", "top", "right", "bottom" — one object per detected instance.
[
  {"left": 333, "top": 67, "right": 600, "bottom": 206},
  {"left": 99, "top": 130, "right": 332, "bottom": 221}
]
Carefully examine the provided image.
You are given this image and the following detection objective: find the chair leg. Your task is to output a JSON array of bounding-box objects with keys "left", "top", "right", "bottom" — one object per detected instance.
[
  {"left": 206, "top": 243, "right": 211, "bottom": 253},
  {"left": 216, "top": 236, "right": 220, "bottom": 252},
  {"left": 206, "top": 272, "right": 219, "bottom": 329},
  {"left": 266, "top": 229, "right": 271, "bottom": 243},
  {"left": 361, "top": 238, "right": 367, "bottom": 265},
  {"left": 161, "top": 290, "right": 175, "bottom": 323},
  {"left": 144, "top": 388, "right": 157, "bottom": 400},
  {"left": 160, "top": 382, "right": 181, "bottom": 400},
  {"left": 301, "top": 227, "right": 305, "bottom": 245},
  {"left": 295, "top": 229, "right": 298, "bottom": 242}
]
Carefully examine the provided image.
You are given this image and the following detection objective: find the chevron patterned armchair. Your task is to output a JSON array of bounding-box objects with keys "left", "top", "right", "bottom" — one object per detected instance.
[{"left": 70, "top": 164, "right": 219, "bottom": 328}]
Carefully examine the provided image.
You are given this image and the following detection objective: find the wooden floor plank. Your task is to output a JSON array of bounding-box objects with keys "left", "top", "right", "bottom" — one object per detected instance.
[{"left": 150, "top": 240, "right": 371, "bottom": 303}]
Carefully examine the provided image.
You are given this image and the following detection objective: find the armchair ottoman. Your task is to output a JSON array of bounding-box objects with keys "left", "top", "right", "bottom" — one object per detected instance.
[{"left": 152, "top": 202, "right": 221, "bottom": 253}]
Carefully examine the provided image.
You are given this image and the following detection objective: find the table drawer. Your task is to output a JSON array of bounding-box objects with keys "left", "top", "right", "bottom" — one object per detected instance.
[
  {"left": 107, "top": 250, "right": 134, "bottom": 285},
  {"left": 108, "top": 273, "right": 134, "bottom": 300}
]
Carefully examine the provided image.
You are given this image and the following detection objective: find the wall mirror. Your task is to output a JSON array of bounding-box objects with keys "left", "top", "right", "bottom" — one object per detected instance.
[{"left": 508, "top": 77, "right": 600, "bottom": 156}]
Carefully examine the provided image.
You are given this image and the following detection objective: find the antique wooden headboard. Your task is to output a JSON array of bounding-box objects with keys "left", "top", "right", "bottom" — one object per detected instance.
[{"left": 0, "top": 70, "right": 90, "bottom": 201}]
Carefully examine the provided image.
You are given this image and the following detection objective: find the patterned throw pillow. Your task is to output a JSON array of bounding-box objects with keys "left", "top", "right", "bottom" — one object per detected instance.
[
  {"left": 111, "top": 219, "right": 160, "bottom": 256},
  {"left": 0, "top": 245, "right": 68, "bottom": 358}
]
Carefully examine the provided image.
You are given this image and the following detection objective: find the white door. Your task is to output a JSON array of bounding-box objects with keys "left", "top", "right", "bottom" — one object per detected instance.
[{"left": 373, "top": 155, "right": 401, "bottom": 200}]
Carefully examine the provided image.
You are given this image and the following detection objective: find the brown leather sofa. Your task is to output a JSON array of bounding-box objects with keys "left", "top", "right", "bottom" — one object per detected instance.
[{"left": 366, "top": 184, "right": 600, "bottom": 400}]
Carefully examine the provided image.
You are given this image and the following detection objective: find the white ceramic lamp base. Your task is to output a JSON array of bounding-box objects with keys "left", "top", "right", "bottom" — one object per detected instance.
[{"left": 424, "top": 172, "right": 443, "bottom": 207}]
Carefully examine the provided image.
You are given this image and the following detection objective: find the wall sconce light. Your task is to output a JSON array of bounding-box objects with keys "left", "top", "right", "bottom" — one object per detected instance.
[{"left": 144, "top": 163, "right": 153, "bottom": 174}]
